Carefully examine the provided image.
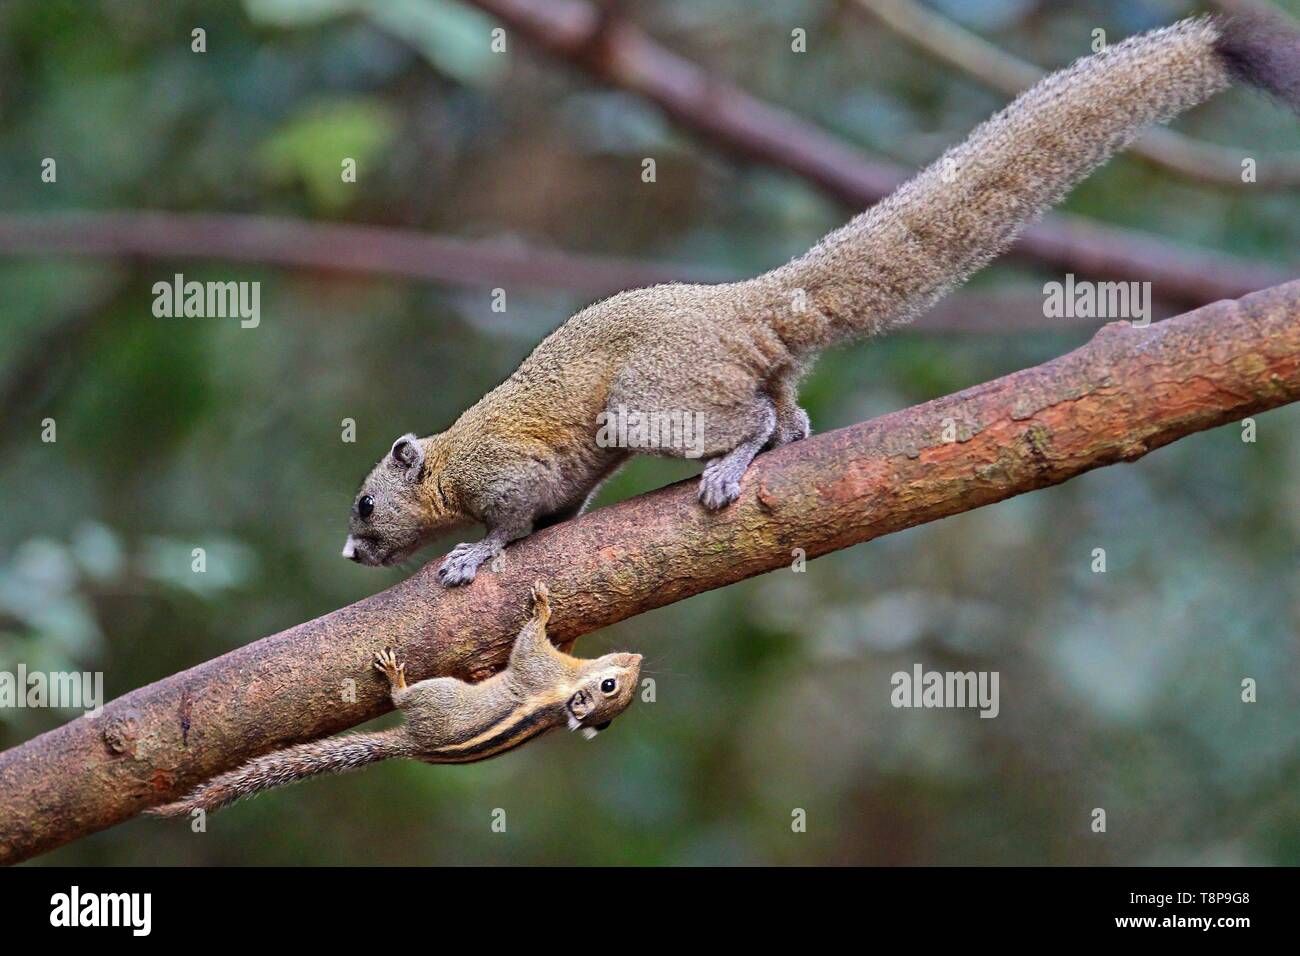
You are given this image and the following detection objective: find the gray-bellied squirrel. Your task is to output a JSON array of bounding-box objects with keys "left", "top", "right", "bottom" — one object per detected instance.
[
  {"left": 150, "top": 583, "right": 641, "bottom": 815},
  {"left": 340, "top": 15, "right": 1300, "bottom": 585}
]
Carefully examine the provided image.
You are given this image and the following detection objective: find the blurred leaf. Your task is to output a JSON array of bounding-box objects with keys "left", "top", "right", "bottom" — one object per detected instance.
[
  {"left": 247, "top": 0, "right": 505, "bottom": 86},
  {"left": 257, "top": 95, "right": 397, "bottom": 210},
  {"left": 139, "top": 536, "right": 258, "bottom": 595}
]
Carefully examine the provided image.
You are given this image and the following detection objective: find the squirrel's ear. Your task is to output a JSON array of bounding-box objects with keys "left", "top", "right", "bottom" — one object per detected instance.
[
  {"left": 567, "top": 688, "right": 594, "bottom": 720},
  {"left": 389, "top": 433, "right": 425, "bottom": 478}
]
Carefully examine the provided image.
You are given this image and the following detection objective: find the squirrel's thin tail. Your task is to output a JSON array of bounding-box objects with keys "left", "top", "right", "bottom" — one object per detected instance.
[
  {"left": 753, "top": 15, "right": 1300, "bottom": 353},
  {"left": 147, "top": 729, "right": 411, "bottom": 817}
]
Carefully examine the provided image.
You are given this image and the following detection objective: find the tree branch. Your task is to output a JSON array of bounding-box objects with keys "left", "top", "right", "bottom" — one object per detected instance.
[
  {"left": 0, "top": 211, "right": 1142, "bottom": 337},
  {"left": 850, "top": 0, "right": 1300, "bottom": 189},
  {"left": 0, "top": 210, "right": 728, "bottom": 296},
  {"left": 458, "top": 0, "right": 1294, "bottom": 307},
  {"left": 2, "top": 279, "right": 1298, "bottom": 864}
]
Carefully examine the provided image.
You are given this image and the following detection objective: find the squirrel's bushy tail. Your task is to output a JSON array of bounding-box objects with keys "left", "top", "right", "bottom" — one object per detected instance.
[
  {"left": 147, "top": 729, "right": 411, "bottom": 817},
  {"left": 754, "top": 15, "right": 1300, "bottom": 352}
]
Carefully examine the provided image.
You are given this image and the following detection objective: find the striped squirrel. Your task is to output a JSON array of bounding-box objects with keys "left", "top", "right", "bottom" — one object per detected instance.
[
  {"left": 150, "top": 583, "right": 641, "bottom": 815},
  {"left": 341, "top": 15, "right": 1300, "bottom": 585}
]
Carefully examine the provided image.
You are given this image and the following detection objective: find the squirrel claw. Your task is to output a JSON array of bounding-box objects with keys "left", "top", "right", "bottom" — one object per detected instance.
[
  {"left": 374, "top": 649, "right": 406, "bottom": 690},
  {"left": 438, "top": 544, "right": 491, "bottom": 587},
  {"left": 531, "top": 581, "right": 550, "bottom": 619},
  {"left": 698, "top": 464, "right": 742, "bottom": 511}
]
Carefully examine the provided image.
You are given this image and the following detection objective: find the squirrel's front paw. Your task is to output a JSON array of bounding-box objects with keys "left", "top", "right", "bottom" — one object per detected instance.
[
  {"left": 374, "top": 648, "right": 407, "bottom": 690},
  {"left": 698, "top": 460, "right": 743, "bottom": 511},
  {"left": 437, "top": 543, "right": 487, "bottom": 587}
]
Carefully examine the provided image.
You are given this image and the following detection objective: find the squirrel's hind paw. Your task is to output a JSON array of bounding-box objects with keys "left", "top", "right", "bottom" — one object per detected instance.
[{"left": 698, "top": 460, "right": 744, "bottom": 511}]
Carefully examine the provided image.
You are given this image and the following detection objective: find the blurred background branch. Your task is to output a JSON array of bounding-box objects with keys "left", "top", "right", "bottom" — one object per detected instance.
[
  {"left": 0, "top": 210, "right": 1142, "bottom": 448},
  {"left": 0, "top": 210, "right": 727, "bottom": 294},
  {"left": 850, "top": 0, "right": 1300, "bottom": 189},
  {"left": 1210, "top": 0, "right": 1300, "bottom": 25},
  {"left": 457, "top": 0, "right": 1294, "bottom": 306}
]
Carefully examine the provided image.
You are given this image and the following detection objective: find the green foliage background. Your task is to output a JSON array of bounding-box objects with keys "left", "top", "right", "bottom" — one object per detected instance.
[{"left": 1, "top": 0, "right": 1297, "bottom": 865}]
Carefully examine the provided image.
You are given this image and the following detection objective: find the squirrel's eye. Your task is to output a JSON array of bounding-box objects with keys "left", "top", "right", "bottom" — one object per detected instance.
[
  {"left": 600, "top": 678, "right": 616, "bottom": 694},
  {"left": 358, "top": 495, "right": 374, "bottom": 520}
]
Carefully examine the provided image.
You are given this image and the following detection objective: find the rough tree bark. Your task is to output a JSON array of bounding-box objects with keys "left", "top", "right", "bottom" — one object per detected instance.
[{"left": 1, "top": 280, "right": 1297, "bottom": 864}]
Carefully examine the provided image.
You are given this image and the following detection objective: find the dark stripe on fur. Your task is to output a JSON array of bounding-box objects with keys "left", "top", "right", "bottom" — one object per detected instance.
[
  {"left": 440, "top": 698, "right": 519, "bottom": 749},
  {"left": 426, "top": 702, "right": 567, "bottom": 763}
]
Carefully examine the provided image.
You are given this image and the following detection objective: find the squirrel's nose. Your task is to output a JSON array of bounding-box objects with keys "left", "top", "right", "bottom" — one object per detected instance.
[{"left": 341, "top": 536, "right": 359, "bottom": 561}]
